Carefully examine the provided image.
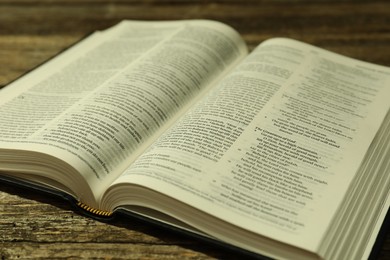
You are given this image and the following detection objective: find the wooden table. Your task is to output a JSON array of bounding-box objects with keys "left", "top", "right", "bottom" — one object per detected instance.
[{"left": 0, "top": 1, "right": 389, "bottom": 259}]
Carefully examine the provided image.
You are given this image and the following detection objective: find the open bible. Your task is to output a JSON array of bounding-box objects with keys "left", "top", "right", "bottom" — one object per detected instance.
[{"left": 0, "top": 20, "right": 389, "bottom": 260}]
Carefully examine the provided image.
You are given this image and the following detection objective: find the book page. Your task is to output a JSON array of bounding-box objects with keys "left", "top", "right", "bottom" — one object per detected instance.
[
  {"left": 108, "top": 38, "right": 390, "bottom": 254},
  {"left": 0, "top": 20, "right": 247, "bottom": 205},
  {"left": 0, "top": 21, "right": 178, "bottom": 138}
]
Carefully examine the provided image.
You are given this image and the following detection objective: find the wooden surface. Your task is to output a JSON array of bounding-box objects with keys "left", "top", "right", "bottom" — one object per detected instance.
[{"left": 0, "top": 0, "right": 389, "bottom": 259}]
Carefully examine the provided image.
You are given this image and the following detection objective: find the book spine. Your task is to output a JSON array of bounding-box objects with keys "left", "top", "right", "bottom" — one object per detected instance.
[{"left": 76, "top": 201, "right": 113, "bottom": 217}]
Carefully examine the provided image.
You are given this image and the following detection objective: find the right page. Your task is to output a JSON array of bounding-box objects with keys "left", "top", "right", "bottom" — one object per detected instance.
[
  {"left": 210, "top": 38, "right": 390, "bottom": 253},
  {"left": 106, "top": 38, "right": 390, "bottom": 258}
]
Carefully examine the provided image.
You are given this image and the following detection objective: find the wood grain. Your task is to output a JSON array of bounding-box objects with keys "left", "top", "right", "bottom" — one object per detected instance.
[
  {"left": 0, "top": 0, "right": 389, "bottom": 259},
  {"left": 0, "top": 184, "right": 248, "bottom": 259}
]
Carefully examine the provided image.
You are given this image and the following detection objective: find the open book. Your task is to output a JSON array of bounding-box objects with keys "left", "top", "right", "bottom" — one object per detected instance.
[{"left": 0, "top": 20, "right": 389, "bottom": 260}]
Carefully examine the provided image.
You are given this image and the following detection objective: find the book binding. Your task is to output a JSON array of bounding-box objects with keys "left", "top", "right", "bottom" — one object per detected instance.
[{"left": 76, "top": 201, "right": 113, "bottom": 217}]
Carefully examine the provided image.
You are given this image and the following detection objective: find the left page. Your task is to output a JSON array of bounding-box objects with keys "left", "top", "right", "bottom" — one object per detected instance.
[{"left": 0, "top": 20, "right": 248, "bottom": 208}]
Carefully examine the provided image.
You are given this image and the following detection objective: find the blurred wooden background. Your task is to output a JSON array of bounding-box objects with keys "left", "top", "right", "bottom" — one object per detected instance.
[{"left": 0, "top": 0, "right": 389, "bottom": 259}]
